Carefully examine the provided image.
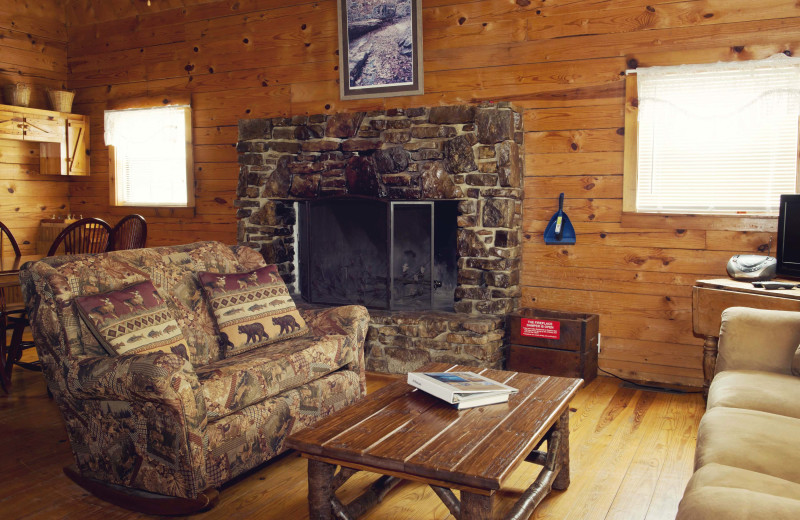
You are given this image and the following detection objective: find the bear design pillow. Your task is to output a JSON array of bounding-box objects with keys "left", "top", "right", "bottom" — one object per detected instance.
[
  {"left": 198, "top": 265, "right": 308, "bottom": 357},
  {"left": 74, "top": 279, "right": 190, "bottom": 359}
]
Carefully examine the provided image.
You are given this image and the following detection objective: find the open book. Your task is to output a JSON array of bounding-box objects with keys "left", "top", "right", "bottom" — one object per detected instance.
[{"left": 407, "top": 371, "right": 518, "bottom": 410}]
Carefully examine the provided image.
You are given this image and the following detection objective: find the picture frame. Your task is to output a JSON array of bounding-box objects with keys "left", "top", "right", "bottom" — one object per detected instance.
[{"left": 337, "top": 0, "right": 424, "bottom": 100}]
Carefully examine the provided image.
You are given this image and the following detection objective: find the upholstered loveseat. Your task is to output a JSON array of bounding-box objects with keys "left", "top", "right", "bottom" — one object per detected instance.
[
  {"left": 677, "top": 307, "right": 800, "bottom": 519},
  {"left": 20, "top": 241, "right": 368, "bottom": 511}
]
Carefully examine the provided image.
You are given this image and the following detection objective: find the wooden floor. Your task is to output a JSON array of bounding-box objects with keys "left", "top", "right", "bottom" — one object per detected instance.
[{"left": 0, "top": 347, "right": 705, "bottom": 520}]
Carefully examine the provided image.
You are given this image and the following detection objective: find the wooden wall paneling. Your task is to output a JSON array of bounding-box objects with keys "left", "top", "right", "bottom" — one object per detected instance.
[
  {"left": 525, "top": 175, "right": 622, "bottom": 199},
  {"left": 521, "top": 265, "right": 701, "bottom": 298},
  {"left": 523, "top": 222, "right": 707, "bottom": 250},
  {"left": 62, "top": 0, "right": 800, "bottom": 385},
  {"left": 528, "top": 151, "right": 624, "bottom": 177},
  {"left": 523, "top": 197, "right": 622, "bottom": 223},
  {"left": 424, "top": 17, "right": 800, "bottom": 73},
  {"left": 0, "top": 0, "right": 67, "bottom": 38},
  {"left": 0, "top": 0, "right": 68, "bottom": 255},
  {"left": 526, "top": 0, "right": 800, "bottom": 40},
  {"left": 625, "top": 43, "right": 800, "bottom": 70},
  {"left": 527, "top": 129, "right": 625, "bottom": 154},
  {"left": 524, "top": 105, "right": 625, "bottom": 132},
  {"left": 522, "top": 243, "right": 735, "bottom": 276}
]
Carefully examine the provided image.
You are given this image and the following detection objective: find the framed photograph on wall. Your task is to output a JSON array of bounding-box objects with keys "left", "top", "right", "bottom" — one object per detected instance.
[{"left": 337, "top": 0, "right": 424, "bottom": 100}]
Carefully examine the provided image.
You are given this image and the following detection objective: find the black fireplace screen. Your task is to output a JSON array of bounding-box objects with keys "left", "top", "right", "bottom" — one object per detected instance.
[{"left": 298, "top": 198, "right": 457, "bottom": 310}]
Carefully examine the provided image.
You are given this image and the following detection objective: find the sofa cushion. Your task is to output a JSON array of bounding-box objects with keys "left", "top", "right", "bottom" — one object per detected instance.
[
  {"left": 677, "top": 463, "right": 800, "bottom": 520},
  {"left": 203, "top": 369, "right": 363, "bottom": 488},
  {"left": 794, "top": 344, "right": 800, "bottom": 376},
  {"left": 708, "top": 370, "right": 800, "bottom": 419},
  {"left": 75, "top": 280, "right": 189, "bottom": 359},
  {"left": 195, "top": 331, "right": 358, "bottom": 420},
  {"left": 199, "top": 265, "right": 307, "bottom": 357},
  {"left": 695, "top": 407, "right": 800, "bottom": 484}
]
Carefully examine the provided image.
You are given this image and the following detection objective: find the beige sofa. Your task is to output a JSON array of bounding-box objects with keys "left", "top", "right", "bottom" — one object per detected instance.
[{"left": 677, "top": 307, "right": 800, "bottom": 519}]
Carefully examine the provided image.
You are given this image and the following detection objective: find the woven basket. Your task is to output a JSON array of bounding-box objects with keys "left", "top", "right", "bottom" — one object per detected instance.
[
  {"left": 47, "top": 89, "right": 75, "bottom": 113},
  {"left": 4, "top": 83, "right": 31, "bottom": 107}
]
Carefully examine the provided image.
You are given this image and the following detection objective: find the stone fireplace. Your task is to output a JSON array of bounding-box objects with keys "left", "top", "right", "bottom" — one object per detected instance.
[{"left": 235, "top": 102, "right": 524, "bottom": 372}]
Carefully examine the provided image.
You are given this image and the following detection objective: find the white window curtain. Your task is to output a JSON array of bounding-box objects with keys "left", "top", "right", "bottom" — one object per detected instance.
[
  {"left": 104, "top": 106, "right": 189, "bottom": 206},
  {"left": 635, "top": 54, "right": 800, "bottom": 214}
]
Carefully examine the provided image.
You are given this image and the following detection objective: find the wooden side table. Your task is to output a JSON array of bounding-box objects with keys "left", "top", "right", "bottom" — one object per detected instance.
[{"left": 693, "top": 278, "right": 800, "bottom": 397}]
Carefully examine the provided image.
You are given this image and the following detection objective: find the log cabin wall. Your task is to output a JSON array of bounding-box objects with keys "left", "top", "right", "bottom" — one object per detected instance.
[
  {"left": 62, "top": 0, "right": 800, "bottom": 387},
  {"left": 0, "top": 0, "right": 70, "bottom": 255}
]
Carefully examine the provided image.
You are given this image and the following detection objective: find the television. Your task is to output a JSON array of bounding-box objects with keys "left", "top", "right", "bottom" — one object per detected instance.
[{"left": 777, "top": 194, "right": 800, "bottom": 279}]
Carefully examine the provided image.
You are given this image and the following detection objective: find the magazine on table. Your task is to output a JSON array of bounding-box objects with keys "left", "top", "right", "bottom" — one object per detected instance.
[{"left": 407, "top": 371, "right": 518, "bottom": 410}]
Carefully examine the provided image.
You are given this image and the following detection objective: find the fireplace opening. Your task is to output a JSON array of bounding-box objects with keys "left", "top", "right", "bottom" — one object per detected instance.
[{"left": 297, "top": 198, "right": 458, "bottom": 311}]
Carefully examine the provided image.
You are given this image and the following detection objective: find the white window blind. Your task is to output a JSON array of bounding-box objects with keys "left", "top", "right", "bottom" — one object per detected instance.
[
  {"left": 104, "top": 106, "right": 190, "bottom": 206},
  {"left": 635, "top": 55, "right": 800, "bottom": 214}
]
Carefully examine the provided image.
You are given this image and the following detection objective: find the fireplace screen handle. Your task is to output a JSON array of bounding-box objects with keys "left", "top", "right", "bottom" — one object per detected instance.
[{"left": 433, "top": 280, "right": 443, "bottom": 290}]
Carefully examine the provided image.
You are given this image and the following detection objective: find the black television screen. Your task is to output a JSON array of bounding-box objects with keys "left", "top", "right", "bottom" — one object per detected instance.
[{"left": 777, "top": 194, "right": 800, "bottom": 279}]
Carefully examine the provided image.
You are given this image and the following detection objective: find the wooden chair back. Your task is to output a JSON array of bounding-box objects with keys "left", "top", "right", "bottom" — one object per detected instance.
[
  {"left": 110, "top": 214, "right": 147, "bottom": 251},
  {"left": 47, "top": 218, "right": 112, "bottom": 256},
  {"left": 0, "top": 221, "right": 21, "bottom": 258}
]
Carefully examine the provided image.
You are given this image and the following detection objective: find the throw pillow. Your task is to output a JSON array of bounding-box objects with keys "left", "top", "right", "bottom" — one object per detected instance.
[
  {"left": 74, "top": 280, "right": 189, "bottom": 359},
  {"left": 199, "top": 265, "right": 308, "bottom": 357}
]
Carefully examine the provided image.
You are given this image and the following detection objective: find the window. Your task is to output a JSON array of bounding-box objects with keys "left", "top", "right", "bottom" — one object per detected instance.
[
  {"left": 104, "top": 105, "right": 193, "bottom": 207},
  {"left": 623, "top": 55, "right": 800, "bottom": 215}
]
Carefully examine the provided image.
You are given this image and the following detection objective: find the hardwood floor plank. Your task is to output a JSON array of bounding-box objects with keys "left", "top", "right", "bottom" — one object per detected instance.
[{"left": 0, "top": 342, "right": 704, "bottom": 520}]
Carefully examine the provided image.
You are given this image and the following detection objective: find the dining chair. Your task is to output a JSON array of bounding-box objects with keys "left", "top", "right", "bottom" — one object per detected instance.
[
  {"left": 0, "top": 220, "right": 30, "bottom": 390},
  {"left": 0, "top": 285, "right": 9, "bottom": 392},
  {"left": 47, "top": 217, "right": 112, "bottom": 257},
  {"left": 110, "top": 214, "right": 147, "bottom": 251},
  {"left": 0, "top": 220, "right": 21, "bottom": 258}
]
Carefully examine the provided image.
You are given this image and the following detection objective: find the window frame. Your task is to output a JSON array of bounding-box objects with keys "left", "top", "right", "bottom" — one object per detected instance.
[
  {"left": 622, "top": 69, "right": 795, "bottom": 232},
  {"left": 106, "top": 96, "right": 195, "bottom": 214}
]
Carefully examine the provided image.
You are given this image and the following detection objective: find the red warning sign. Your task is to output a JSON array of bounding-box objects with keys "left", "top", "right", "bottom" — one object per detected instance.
[{"left": 520, "top": 318, "right": 561, "bottom": 340}]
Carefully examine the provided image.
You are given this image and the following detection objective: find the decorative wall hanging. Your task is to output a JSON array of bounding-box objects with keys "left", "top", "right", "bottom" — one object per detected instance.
[{"left": 337, "top": 0, "right": 424, "bottom": 100}]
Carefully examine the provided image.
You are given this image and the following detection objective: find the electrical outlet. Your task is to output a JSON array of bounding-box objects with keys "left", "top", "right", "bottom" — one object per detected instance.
[{"left": 597, "top": 333, "right": 602, "bottom": 354}]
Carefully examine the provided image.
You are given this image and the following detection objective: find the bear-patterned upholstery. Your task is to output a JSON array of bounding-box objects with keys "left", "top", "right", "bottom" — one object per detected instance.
[{"left": 20, "top": 241, "right": 368, "bottom": 502}]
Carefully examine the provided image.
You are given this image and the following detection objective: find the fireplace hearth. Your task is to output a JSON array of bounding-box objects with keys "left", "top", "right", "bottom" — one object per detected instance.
[{"left": 235, "top": 103, "right": 524, "bottom": 373}]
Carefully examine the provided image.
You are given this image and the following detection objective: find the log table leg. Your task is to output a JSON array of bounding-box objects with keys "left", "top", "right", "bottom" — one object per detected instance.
[
  {"left": 308, "top": 458, "right": 336, "bottom": 520},
  {"left": 552, "top": 410, "right": 571, "bottom": 491},
  {"left": 461, "top": 491, "right": 494, "bottom": 520}
]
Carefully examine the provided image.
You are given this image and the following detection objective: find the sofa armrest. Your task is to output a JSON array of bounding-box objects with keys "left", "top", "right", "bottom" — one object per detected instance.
[
  {"left": 68, "top": 351, "right": 204, "bottom": 409},
  {"left": 716, "top": 307, "right": 800, "bottom": 376},
  {"left": 229, "top": 245, "right": 267, "bottom": 271},
  {"left": 303, "top": 304, "right": 370, "bottom": 394}
]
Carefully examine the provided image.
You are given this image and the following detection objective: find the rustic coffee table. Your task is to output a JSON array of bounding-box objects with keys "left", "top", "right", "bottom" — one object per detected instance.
[{"left": 286, "top": 363, "right": 583, "bottom": 520}]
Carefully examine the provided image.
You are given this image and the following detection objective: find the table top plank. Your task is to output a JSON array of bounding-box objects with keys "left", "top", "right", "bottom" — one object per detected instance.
[
  {"left": 286, "top": 379, "right": 416, "bottom": 455},
  {"left": 363, "top": 390, "right": 466, "bottom": 465},
  {"left": 456, "top": 377, "right": 582, "bottom": 483},
  {"left": 319, "top": 387, "right": 442, "bottom": 464},
  {"left": 401, "top": 372, "right": 557, "bottom": 489}
]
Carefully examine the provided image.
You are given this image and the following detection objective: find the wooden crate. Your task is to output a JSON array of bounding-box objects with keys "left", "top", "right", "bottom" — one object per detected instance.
[{"left": 507, "top": 309, "right": 599, "bottom": 382}]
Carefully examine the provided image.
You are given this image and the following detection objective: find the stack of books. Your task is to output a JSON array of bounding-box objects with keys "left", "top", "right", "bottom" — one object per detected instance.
[{"left": 407, "top": 371, "right": 518, "bottom": 409}]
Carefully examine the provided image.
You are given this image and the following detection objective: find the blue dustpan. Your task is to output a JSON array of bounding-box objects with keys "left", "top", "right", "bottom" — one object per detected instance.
[{"left": 544, "top": 193, "right": 576, "bottom": 245}]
